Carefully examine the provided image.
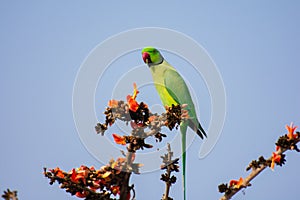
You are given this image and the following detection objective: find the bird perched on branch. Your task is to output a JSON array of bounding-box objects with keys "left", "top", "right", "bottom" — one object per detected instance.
[{"left": 142, "top": 46, "right": 207, "bottom": 200}]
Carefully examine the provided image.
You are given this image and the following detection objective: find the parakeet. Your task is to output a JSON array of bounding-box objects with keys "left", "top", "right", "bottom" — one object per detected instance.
[{"left": 141, "top": 46, "right": 207, "bottom": 200}]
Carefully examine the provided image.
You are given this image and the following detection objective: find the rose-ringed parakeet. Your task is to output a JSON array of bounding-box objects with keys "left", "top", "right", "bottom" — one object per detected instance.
[{"left": 141, "top": 47, "right": 207, "bottom": 200}]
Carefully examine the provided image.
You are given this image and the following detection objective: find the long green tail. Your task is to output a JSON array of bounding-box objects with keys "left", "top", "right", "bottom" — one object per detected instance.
[{"left": 180, "top": 124, "right": 187, "bottom": 200}]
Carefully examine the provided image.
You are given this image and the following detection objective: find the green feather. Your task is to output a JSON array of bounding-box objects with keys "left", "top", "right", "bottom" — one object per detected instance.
[
  {"left": 180, "top": 123, "right": 187, "bottom": 200},
  {"left": 142, "top": 47, "right": 207, "bottom": 200}
]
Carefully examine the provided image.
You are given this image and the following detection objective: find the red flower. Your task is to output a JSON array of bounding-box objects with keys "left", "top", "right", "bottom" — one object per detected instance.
[
  {"left": 127, "top": 95, "right": 139, "bottom": 112},
  {"left": 51, "top": 167, "right": 65, "bottom": 178},
  {"left": 286, "top": 122, "right": 298, "bottom": 140},
  {"left": 112, "top": 133, "right": 126, "bottom": 145},
  {"left": 127, "top": 83, "right": 140, "bottom": 112},
  {"left": 271, "top": 152, "right": 282, "bottom": 170},
  {"left": 70, "top": 169, "right": 78, "bottom": 183},
  {"left": 229, "top": 177, "right": 244, "bottom": 189},
  {"left": 110, "top": 185, "right": 120, "bottom": 196},
  {"left": 75, "top": 191, "right": 88, "bottom": 198},
  {"left": 70, "top": 166, "right": 88, "bottom": 184}
]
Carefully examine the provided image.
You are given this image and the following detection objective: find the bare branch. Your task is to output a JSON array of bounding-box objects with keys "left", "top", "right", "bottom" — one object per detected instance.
[{"left": 161, "top": 144, "right": 179, "bottom": 200}]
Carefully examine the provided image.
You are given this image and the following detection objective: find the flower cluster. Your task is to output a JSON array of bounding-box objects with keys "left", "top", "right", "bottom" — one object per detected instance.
[
  {"left": 95, "top": 83, "right": 153, "bottom": 136},
  {"left": 45, "top": 83, "right": 184, "bottom": 200},
  {"left": 126, "top": 83, "right": 150, "bottom": 126},
  {"left": 268, "top": 123, "right": 299, "bottom": 170},
  {"left": 44, "top": 156, "right": 142, "bottom": 200},
  {"left": 97, "top": 84, "right": 184, "bottom": 198},
  {"left": 246, "top": 123, "right": 298, "bottom": 173},
  {"left": 112, "top": 133, "right": 153, "bottom": 152},
  {"left": 164, "top": 104, "right": 182, "bottom": 131},
  {"left": 96, "top": 83, "right": 184, "bottom": 136},
  {"left": 95, "top": 100, "right": 132, "bottom": 135},
  {"left": 276, "top": 122, "right": 300, "bottom": 151},
  {"left": 219, "top": 123, "right": 300, "bottom": 199},
  {"left": 98, "top": 83, "right": 184, "bottom": 152}
]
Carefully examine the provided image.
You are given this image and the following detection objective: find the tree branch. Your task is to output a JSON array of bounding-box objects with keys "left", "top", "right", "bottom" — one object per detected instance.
[
  {"left": 219, "top": 124, "right": 300, "bottom": 200},
  {"left": 95, "top": 95, "right": 183, "bottom": 199},
  {"left": 160, "top": 143, "right": 179, "bottom": 200}
]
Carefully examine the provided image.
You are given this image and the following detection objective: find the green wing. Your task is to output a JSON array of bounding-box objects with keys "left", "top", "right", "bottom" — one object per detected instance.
[
  {"left": 164, "top": 68, "right": 207, "bottom": 200},
  {"left": 164, "top": 68, "right": 207, "bottom": 139},
  {"left": 164, "top": 68, "right": 194, "bottom": 200},
  {"left": 164, "top": 68, "right": 196, "bottom": 119}
]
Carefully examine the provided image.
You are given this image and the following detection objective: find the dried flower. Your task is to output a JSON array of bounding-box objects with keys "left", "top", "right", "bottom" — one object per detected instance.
[
  {"left": 148, "top": 115, "right": 157, "bottom": 122},
  {"left": 165, "top": 104, "right": 182, "bottom": 130},
  {"left": 246, "top": 156, "right": 268, "bottom": 171},
  {"left": 181, "top": 109, "right": 189, "bottom": 119},
  {"left": 2, "top": 189, "right": 18, "bottom": 200},
  {"left": 154, "top": 132, "right": 167, "bottom": 142},
  {"left": 218, "top": 183, "right": 230, "bottom": 194}
]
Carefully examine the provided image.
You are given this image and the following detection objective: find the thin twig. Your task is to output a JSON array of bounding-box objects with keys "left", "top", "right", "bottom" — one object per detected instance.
[
  {"left": 160, "top": 143, "right": 179, "bottom": 200},
  {"left": 163, "top": 144, "right": 172, "bottom": 200}
]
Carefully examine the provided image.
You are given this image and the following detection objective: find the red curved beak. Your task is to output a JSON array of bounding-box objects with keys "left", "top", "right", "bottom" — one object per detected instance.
[{"left": 142, "top": 52, "right": 151, "bottom": 63}]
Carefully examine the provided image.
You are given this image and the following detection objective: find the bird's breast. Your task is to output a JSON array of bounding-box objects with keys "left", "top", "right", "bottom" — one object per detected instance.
[{"left": 150, "top": 66, "right": 178, "bottom": 106}]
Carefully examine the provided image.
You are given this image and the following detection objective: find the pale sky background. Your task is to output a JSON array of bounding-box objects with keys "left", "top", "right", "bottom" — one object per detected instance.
[{"left": 1, "top": 1, "right": 300, "bottom": 200}]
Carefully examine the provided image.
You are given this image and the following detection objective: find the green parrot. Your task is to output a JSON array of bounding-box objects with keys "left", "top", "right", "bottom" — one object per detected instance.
[{"left": 141, "top": 47, "right": 207, "bottom": 200}]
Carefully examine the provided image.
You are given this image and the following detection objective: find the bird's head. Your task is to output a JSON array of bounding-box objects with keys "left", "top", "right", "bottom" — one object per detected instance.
[{"left": 141, "top": 47, "right": 164, "bottom": 66}]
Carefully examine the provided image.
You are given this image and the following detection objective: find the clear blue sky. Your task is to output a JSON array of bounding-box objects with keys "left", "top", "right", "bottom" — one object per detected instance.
[{"left": 1, "top": 1, "right": 300, "bottom": 200}]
